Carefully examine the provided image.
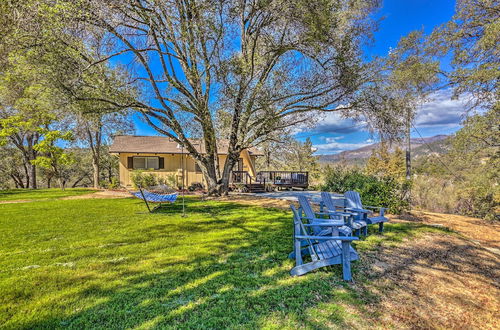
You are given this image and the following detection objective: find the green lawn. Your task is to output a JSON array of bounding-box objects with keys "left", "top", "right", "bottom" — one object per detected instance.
[
  {"left": 0, "top": 191, "right": 446, "bottom": 329},
  {"left": 0, "top": 188, "right": 95, "bottom": 201}
]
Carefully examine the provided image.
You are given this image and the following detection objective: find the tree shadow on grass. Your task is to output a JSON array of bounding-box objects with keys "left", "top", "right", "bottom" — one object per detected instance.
[
  {"left": 17, "top": 201, "right": 366, "bottom": 329},
  {"left": 12, "top": 199, "right": 496, "bottom": 329}
]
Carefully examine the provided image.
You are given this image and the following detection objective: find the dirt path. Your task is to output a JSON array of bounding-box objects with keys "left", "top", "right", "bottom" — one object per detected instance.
[
  {"left": 60, "top": 190, "right": 132, "bottom": 200},
  {"left": 0, "top": 200, "right": 31, "bottom": 204}
]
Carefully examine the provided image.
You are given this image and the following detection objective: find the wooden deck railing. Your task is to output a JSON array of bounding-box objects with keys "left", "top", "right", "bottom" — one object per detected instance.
[
  {"left": 256, "top": 171, "right": 308, "bottom": 186},
  {"left": 231, "top": 170, "right": 309, "bottom": 187},
  {"left": 231, "top": 171, "right": 253, "bottom": 184}
]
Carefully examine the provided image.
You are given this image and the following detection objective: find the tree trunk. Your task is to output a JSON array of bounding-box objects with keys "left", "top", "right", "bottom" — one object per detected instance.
[
  {"left": 92, "top": 159, "right": 100, "bottom": 189},
  {"left": 72, "top": 175, "right": 87, "bottom": 188},
  {"left": 199, "top": 158, "right": 222, "bottom": 196},
  {"left": 224, "top": 155, "right": 239, "bottom": 195},
  {"left": 87, "top": 125, "right": 101, "bottom": 189},
  {"left": 26, "top": 161, "right": 37, "bottom": 189}
]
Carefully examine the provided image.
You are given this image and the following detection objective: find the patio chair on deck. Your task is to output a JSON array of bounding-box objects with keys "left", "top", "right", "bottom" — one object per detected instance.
[{"left": 290, "top": 205, "right": 359, "bottom": 280}]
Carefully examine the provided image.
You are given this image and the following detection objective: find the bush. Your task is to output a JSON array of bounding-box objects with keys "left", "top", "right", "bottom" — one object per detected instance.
[
  {"left": 188, "top": 182, "right": 204, "bottom": 192},
  {"left": 130, "top": 171, "right": 157, "bottom": 188},
  {"left": 412, "top": 174, "right": 499, "bottom": 220},
  {"left": 411, "top": 175, "right": 459, "bottom": 214},
  {"left": 107, "top": 177, "right": 120, "bottom": 189},
  {"left": 320, "top": 166, "right": 410, "bottom": 214}
]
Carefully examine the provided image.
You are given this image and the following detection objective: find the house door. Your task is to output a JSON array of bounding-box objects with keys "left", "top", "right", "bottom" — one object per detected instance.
[{"left": 237, "top": 158, "right": 244, "bottom": 171}]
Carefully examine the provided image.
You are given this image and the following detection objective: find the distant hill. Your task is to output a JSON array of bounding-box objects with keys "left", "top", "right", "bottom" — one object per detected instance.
[{"left": 318, "top": 135, "right": 450, "bottom": 165}]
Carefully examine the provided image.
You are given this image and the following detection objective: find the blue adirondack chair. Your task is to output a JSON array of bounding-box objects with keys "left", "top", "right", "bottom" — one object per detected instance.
[
  {"left": 297, "top": 195, "right": 352, "bottom": 236},
  {"left": 321, "top": 192, "right": 368, "bottom": 236},
  {"left": 344, "top": 191, "right": 388, "bottom": 233},
  {"left": 290, "top": 205, "right": 359, "bottom": 280}
]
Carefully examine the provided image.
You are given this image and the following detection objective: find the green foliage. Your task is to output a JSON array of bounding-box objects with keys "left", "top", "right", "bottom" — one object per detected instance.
[
  {"left": 412, "top": 109, "right": 499, "bottom": 220},
  {"left": 130, "top": 171, "right": 157, "bottom": 189},
  {"left": 365, "top": 143, "right": 406, "bottom": 182},
  {"left": 32, "top": 130, "right": 74, "bottom": 168},
  {"left": 164, "top": 174, "right": 178, "bottom": 189},
  {"left": 321, "top": 166, "right": 410, "bottom": 214},
  {"left": 105, "top": 177, "right": 120, "bottom": 190}
]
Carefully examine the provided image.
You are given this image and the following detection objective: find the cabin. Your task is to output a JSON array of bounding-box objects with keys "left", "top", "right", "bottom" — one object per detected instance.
[{"left": 109, "top": 135, "right": 308, "bottom": 192}]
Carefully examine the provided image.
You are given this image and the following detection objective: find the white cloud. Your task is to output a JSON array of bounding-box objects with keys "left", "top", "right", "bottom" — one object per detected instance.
[
  {"left": 313, "top": 141, "right": 371, "bottom": 154},
  {"left": 300, "top": 90, "right": 469, "bottom": 135},
  {"left": 415, "top": 90, "right": 469, "bottom": 128},
  {"left": 297, "top": 112, "right": 367, "bottom": 135},
  {"left": 324, "top": 136, "right": 344, "bottom": 143}
]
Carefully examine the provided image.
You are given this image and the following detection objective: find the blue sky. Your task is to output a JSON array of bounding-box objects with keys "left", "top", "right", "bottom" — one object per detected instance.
[{"left": 134, "top": 0, "right": 464, "bottom": 155}]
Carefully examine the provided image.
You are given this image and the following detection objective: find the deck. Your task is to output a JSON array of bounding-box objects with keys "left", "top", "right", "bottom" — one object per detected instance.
[{"left": 230, "top": 171, "right": 308, "bottom": 192}]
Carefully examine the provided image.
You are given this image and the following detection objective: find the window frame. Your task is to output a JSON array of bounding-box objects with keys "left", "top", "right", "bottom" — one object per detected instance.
[{"left": 132, "top": 156, "right": 160, "bottom": 170}]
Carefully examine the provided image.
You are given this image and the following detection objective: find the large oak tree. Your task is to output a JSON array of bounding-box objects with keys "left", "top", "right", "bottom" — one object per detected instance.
[{"left": 20, "top": 0, "right": 404, "bottom": 194}]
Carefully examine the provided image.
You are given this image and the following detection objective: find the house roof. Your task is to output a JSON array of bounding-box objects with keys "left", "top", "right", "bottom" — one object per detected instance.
[{"left": 109, "top": 135, "right": 264, "bottom": 156}]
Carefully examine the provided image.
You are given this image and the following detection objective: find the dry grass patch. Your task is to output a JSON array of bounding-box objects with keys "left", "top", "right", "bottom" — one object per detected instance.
[
  {"left": 360, "top": 233, "right": 500, "bottom": 329},
  {"left": 393, "top": 211, "right": 499, "bottom": 249}
]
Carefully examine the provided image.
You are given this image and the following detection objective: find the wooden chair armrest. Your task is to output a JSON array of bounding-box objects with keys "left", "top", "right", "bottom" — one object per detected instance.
[
  {"left": 327, "top": 211, "right": 352, "bottom": 217},
  {"left": 295, "top": 235, "right": 358, "bottom": 241},
  {"left": 314, "top": 212, "right": 332, "bottom": 217},
  {"left": 303, "top": 222, "right": 345, "bottom": 227},
  {"left": 345, "top": 207, "right": 372, "bottom": 214}
]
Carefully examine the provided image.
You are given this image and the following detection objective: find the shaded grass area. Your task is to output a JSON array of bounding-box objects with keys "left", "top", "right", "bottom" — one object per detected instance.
[
  {"left": 0, "top": 188, "right": 95, "bottom": 201},
  {"left": 0, "top": 193, "right": 449, "bottom": 329}
]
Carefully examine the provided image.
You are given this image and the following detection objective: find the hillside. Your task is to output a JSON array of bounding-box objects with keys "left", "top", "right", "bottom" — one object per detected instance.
[{"left": 319, "top": 135, "right": 449, "bottom": 164}]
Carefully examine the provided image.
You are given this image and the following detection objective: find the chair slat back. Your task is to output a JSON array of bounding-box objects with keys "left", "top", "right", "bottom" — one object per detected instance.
[
  {"left": 345, "top": 191, "right": 363, "bottom": 209},
  {"left": 290, "top": 205, "right": 318, "bottom": 260},
  {"left": 297, "top": 195, "right": 315, "bottom": 219},
  {"left": 321, "top": 192, "right": 336, "bottom": 211}
]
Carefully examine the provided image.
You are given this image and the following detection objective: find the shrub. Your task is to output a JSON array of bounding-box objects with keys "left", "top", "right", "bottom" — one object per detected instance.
[
  {"left": 411, "top": 175, "right": 459, "bottom": 214},
  {"left": 107, "top": 177, "right": 120, "bottom": 189},
  {"left": 188, "top": 182, "right": 204, "bottom": 191},
  {"left": 130, "top": 171, "right": 157, "bottom": 188},
  {"left": 412, "top": 174, "right": 499, "bottom": 220},
  {"left": 320, "top": 166, "right": 410, "bottom": 214}
]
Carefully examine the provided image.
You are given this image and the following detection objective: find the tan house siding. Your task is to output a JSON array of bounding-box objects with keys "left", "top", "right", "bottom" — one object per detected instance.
[{"left": 117, "top": 152, "right": 256, "bottom": 187}]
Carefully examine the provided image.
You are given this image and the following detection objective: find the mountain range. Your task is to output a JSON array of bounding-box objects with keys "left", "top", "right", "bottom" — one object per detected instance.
[{"left": 318, "top": 134, "right": 449, "bottom": 164}]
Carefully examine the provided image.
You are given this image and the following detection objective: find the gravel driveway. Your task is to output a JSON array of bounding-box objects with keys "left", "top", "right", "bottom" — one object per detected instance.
[{"left": 246, "top": 190, "right": 344, "bottom": 204}]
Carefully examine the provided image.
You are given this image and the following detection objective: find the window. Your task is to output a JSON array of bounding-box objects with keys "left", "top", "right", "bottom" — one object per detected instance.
[
  {"left": 195, "top": 162, "right": 202, "bottom": 173},
  {"left": 133, "top": 157, "right": 160, "bottom": 170}
]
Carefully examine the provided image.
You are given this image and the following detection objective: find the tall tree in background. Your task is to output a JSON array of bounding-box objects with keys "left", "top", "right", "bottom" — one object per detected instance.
[
  {"left": 0, "top": 1, "right": 137, "bottom": 189},
  {"left": 429, "top": 0, "right": 499, "bottom": 109},
  {"left": 257, "top": 136, "right": 320, "bottom": 178},
  {"left": 0, "top": 53, "right": 69, "bottom": 188},
  {"left": 38, "top": 0, "right": 406, "bottom": 195},
  {"left": 75, "top": 111, "right": 133, "bottom": 188}
]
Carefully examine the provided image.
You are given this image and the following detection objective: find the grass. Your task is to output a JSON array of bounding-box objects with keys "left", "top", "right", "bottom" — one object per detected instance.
[
  {"left": 0, "top": 190, "right": 449, "bottom": 329},
  {"left": 0, "top": 188, "right": 95, "bottom": 201}
]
